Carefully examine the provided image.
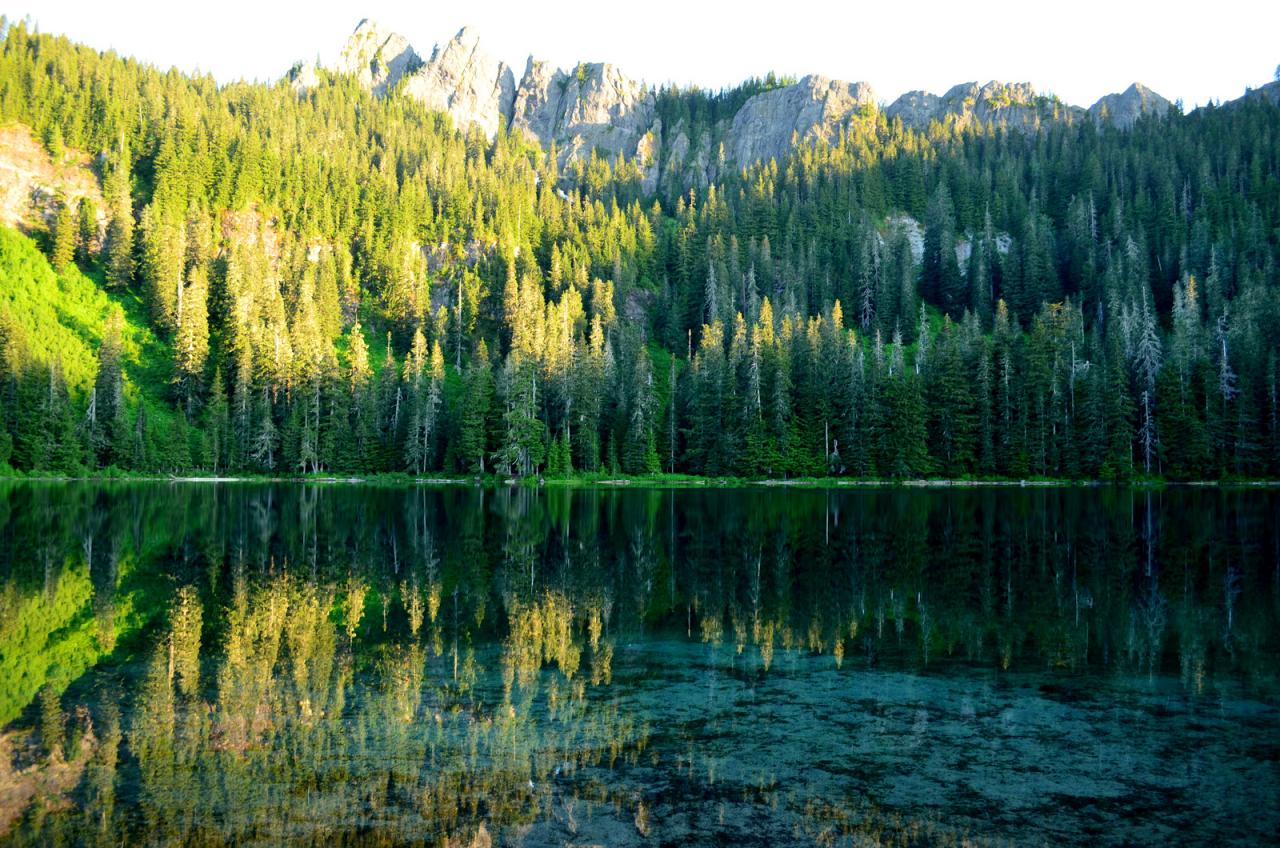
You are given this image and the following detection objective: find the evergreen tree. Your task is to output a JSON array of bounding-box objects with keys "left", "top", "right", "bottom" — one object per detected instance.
[
  {"left": 91, "top": 307, "right": 129, "bottom": 467},
  {"left": 457, "top": 340, "right": 493, "bottom": 474},
  {"left": 50, "top": 195, "right": 76, "bottom": 272},
  {"left": 104, "top": 148, "right": 133, "bottom": 290}
]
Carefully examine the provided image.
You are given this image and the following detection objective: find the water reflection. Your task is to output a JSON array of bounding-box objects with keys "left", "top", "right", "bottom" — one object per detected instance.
[{"left": 1, "top": 483, "right": 1277, "bottom": 845}]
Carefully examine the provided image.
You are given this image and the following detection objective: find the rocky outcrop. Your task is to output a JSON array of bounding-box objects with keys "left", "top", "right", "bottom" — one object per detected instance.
[
  {"left": 887, "top": 81, "right": 1082, "bottom": 131},
  {"left": 512, "top": 61, "right": 656, "bottom": 166},
  {"left": 320, "top": 21, "right": 1194, "bottom": 191},
  {"left": 727, "top": 76, "right": 876, "bottom": 164},
  {"left": 1088, "top": 83, "right": 1170, "bottom": 128},
  {"left": 401, "top": 27, "right": 515, "bottom": 139},
  {"left": 509, "top": 59, "right": 566, "bottom": 143},
  {"left": 1245, "top": 80, "right": 1280, "bottom": 105},
  {"left": 335, "top": 23, "right": 655, "bottom": 167},
  {"left": 286, "top": 60, "right": 320, "bottom": 94},
  {"left": 660, "top": 124, "right": 716, "bottom": 192},
  {"left": 337, "top": 19, "right": 419, "bottom": 96},
  {"left": 885, "top": 90, "right": 942, "bottom": 128},
  {"left": 0, "top": 124, "right": 105, "bottom": 239},
  {"left": 888, "top": 80, "right": 1173, "bottom": 134}
]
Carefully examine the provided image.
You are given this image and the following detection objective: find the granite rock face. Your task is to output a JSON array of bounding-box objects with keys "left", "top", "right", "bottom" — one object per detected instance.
[
  {"left": 728, "top": 76, "right": 877, "bottom": 165},
  {"left": 321, "top": 21, "right": 1180, "bottom": 187},
  {"left": 887, "top": 81, "right": 1083, "bottom": 131},
  {"left": 1246, "top": 80, "right": 1280, "bottom": 105},
  {"left": 286, "top": 60, "right": 320, "bottom": 94},
  {"left": 510, "top": 59, "right": 567, "bottom": 143},
  {"left": 337, "top": 19, "right": 420, "bottom": 96},
  {"left": 512, "top": 60, "right": 656, "bottom": 167},
  {"left": 1088, "top": 83, "right": 1171, "bottom": 128},
  {"left": 401, "top": 27, "right": 515, "bottom": 139}
]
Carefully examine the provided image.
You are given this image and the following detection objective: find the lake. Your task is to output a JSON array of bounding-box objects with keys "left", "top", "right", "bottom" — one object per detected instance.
[{"left": 1, "top": 483, "right": 1278, "bottom": 846}]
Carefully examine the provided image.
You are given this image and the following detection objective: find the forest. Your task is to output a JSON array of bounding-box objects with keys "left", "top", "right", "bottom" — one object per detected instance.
[{"left": 1, "top": 19, "right": 1279, "bottom": 481}]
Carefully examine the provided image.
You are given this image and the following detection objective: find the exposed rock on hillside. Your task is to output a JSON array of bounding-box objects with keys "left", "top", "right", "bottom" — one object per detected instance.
[
  {"left": 887, "top": 81, "right": 1080, "bottom": 131},
  {"left": 728, "top": 76, "right": 876, "bottom": 164},
  {"left": 337, "top": 19, "right": 420, "bottom": 96},
  {"left": 0, "top": 124, "right": 104, "bottom": 238},
  {"left": 1246, "top": 80, "right": 1280, "bottom": 105},
  {"left": 1088, "top": 83, "right": 1170, "bottom": 127},
  {"left": 509, "top": 59, "right": 565, "bottom": 143},
  {"left": 318, "top": 22, "right": 1190, "bottom": 187},
  {"left": 512, "top": 60, "right": 656, "bottom": 166},
  {"left": 286, "top": 60, "right": 320, "bottom": 94},
  {"left": 401, "top": 27, "right": 515, "bottom": 139}
]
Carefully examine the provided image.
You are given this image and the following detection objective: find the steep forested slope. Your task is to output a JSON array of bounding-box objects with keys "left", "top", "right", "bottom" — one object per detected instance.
[{"left": 1, "top": 18, "right": 1278, "bottom": 479}]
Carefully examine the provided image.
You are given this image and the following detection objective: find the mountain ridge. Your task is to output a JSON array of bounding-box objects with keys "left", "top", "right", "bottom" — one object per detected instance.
[{"left": 295, "top": 18, "right": 1177, "bottom": 184}]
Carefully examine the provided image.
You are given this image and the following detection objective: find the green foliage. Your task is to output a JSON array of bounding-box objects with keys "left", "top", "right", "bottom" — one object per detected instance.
[{"left": 0, "top": 19, "right": 1277, "bottom": 480}]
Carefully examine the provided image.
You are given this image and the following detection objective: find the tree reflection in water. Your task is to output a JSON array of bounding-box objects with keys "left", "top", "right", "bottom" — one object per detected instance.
[{"left": 1, "top": 483, "right": 1277, "bottom": 845}]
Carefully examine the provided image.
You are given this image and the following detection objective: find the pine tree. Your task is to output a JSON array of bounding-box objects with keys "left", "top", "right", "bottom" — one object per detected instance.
[
  {"left": 104, "top": 149, "right": 133, "bottom": 290},
  {"left": 75, "top": 196, "right": 96, "bottom": 264},
  {"left": 882, "top": 331, "right": 930, "bottom": 477},
  {"left": 50, "top": 195, "right": 76, "bottom": 272},
  {"left": 496, "top": 356, "right": 546, "bottom": 478},
  {"left": 250, "top": 386, "right": 277, "bottom": 470},
  {"left": 928, "top": 318, "right": 977, "bottom": 476},
  {"left": 457, "top": 340, "right": 493, "bottom": 474},
  {"left": 204, "top": 365, "right": 230, "bottom": 473},
  {"left": 923, "top": 182, "right": 962, "bottom": 315},
  {"left": 174, "top": 262, "right": 210, "bottom": 413},
  {"left": 623, "top": 343, "right": 658, "bottom": 475},
  {"left": 91, "top": 307, "right": 128, "bottom": 467}
]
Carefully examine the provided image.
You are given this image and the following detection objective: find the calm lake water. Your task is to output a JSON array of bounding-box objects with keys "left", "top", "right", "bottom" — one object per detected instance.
[{"left": 1, "top": 483, "right": 1278, "bottom": 846}]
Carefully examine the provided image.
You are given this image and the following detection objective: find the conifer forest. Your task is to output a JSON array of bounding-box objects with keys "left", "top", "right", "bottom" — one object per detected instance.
[{"left": 1, "top": 18, "right": 1279, "bottom": 481}]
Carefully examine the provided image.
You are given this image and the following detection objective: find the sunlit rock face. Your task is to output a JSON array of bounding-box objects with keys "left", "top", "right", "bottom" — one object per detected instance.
[
  {"left": 401, "top": 27, "right": 517, "bottom": 140},
  {"left": 324, "top": 22, "right": 1175, "bottom": 185},
  {"left": 509, "top": 58, "right": 566, "bottom": 143},
  {"left": 511, "top": 59, "right": 657, "bottom": 167},
  {"left": 727, "top": 76, "right": 877, "bottom": 165},
  {"left": 887, "top": 80, "right": 1084, "bottom": 131},
  {"left": 1088, "top": 82, "right": 1171, "bottom": 128},
  {"left": 337, "top": 19, "right": 420, "bottom": 96}
]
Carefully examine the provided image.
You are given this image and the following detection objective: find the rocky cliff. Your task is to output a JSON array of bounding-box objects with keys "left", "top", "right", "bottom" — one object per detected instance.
[
  {"left": 728, "top": 76, "right": 876, "bottom": 165},
  {"left": 1087, "top": 82, "right": 1171, "bottom": 128},
  {"left": 0, "top": 124, "right": 105, "bottom": 240},
  {"left": 337, "top": 19, "right": 420, "bottom": 96},
  {"left": 401, "top": 27, "right": 515, "bottom": 140},
  {"left": 511, "top": 59, "right": 658, "bottom": 168},
  {"left": 887, "top": 81, "right": 1082, "bottom": 131},
  {"left": 307, "top": 21, "right": 1174, "bottom": 189}
]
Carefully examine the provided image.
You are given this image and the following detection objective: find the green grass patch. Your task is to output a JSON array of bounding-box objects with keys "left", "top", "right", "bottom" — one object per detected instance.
[{"left": 0, "top": 225, "right": 178, "bottom": 429}]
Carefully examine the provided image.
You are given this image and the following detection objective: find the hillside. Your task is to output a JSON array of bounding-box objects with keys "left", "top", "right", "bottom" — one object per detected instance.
[
  {"left": 0, "top": 18, "right": 1278, "bottom": 480},
  {"left": 0, "top": 226, "right": 160, "bottom": 394},
  {"left": 0, "top": 224, "right": 183, "bottom": 469}
]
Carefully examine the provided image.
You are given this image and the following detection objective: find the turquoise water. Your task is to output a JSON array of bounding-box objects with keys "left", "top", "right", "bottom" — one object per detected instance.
[{"left": 1, "top": 484, "right": 1277, "bottom": 845}]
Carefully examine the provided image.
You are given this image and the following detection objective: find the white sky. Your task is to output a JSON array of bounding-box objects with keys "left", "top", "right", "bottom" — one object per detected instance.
[{"left": 6, "top": 0, "right": 1278, "bottom": 109}]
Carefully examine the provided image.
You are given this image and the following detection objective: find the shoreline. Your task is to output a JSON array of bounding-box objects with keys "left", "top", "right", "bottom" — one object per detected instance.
[{"left": 1, "top": 474, "right": 1277, "bottom": 489}]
